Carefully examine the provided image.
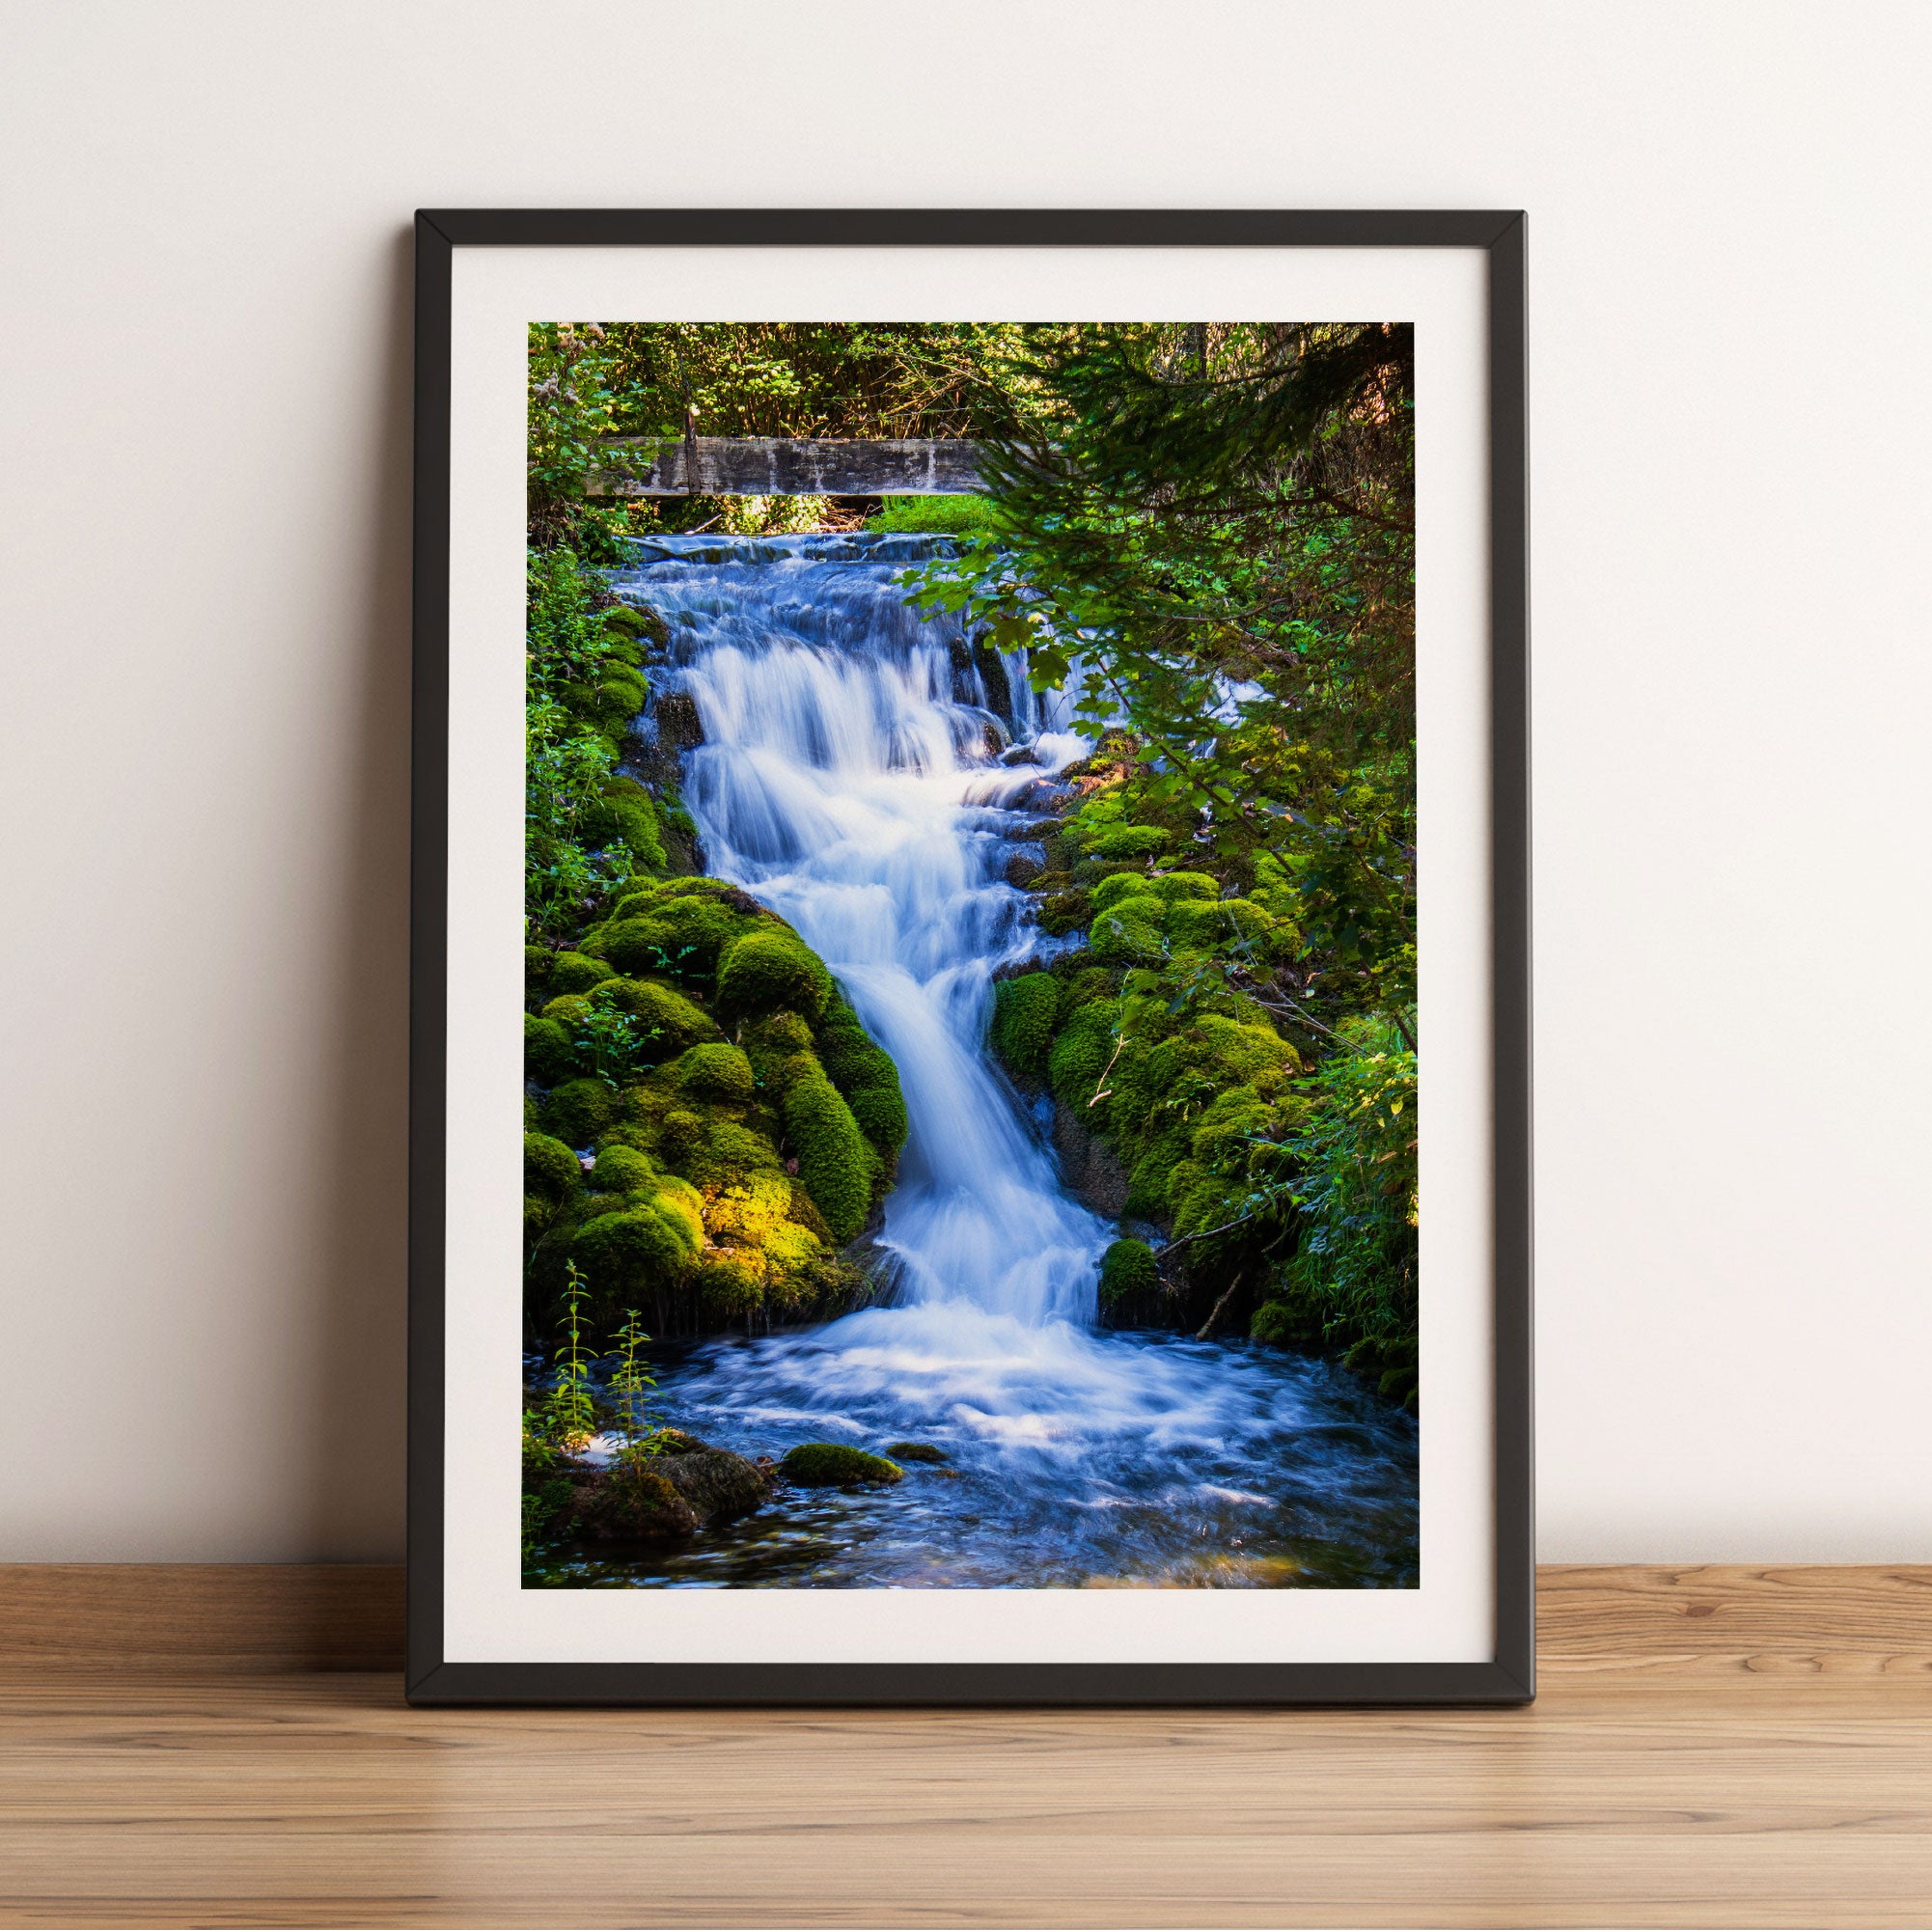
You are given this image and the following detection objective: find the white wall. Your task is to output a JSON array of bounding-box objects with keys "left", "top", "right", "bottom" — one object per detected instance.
[{"left": 3, "top": 0, "right": 1927, "bottom": 1564}]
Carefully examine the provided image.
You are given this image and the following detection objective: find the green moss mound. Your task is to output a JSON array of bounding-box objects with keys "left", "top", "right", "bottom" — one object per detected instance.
[
  {"left": 547, "top": 951, "right": 614, "bottom": 996},
  {"left": 1089, "top": 871, "right": 1163, "bottom": 917},
  {"left": 716, "top": 930, "right": 832, "bottom": 1020},
  {"left": 1097, "top": 1237, "right": 1160, "bottom": 1305},
  {"left": 882, "top": 1441, "right": 949, "bottom": 1464},
  {"left": 523, "top": 1132, "right": 584, "bottom": 1204},
  {"left": 1087, "top": 901, "right": 1165, "bottom": 967},
  {"left": 540, "top": 1077, "right": 619, "bottom": 1145},
  {"left": 780, "top": 1443, "right": 903, "bottom": 1486},
  {"left": 592, "top": 977, "right": 719, "bottom": 1060},
  {"left": 585, "top": 1144, "right": 655, "bottom": 1193},
  {"left": 783, "top": 1070, "right": 873, "bottom": 1243},
  {"left": 846, "top": 1085, "right": 908, "bottom": 1160},
  {"left": 990, "top": 972, "right": 1060, "bottom": 1080},
  {"left": 524, "top": 1013, "right": 579, "bottom": 1086},
  {"left": 670, "top": 1041, "right": 757, "bottom": 1104},
  {"left": 1145, "top": 870, "right": 1220, "bottom": 903}
]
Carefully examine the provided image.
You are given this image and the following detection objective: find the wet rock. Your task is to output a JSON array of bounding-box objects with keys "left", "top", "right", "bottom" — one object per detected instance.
[
  {"left": 554, "top": 1463, "right": 701, "bottom": 1541},
  {"left": 1051, "top": 1098, "right": 1131, "bottom": 1218},
  {"left": 1004, "top": 846, "right": 1046, "bottom": 887},
  {"left": 883, "top": 1441, "right": 950, "bottom": 1464},
  {"left": 652, "top": 1429, "right": 778, "bottom": 1522},
  {"left": 999, "top": 744, "right": 1041, "bottom": 767},
  {"left": 781, "top": 1442, "right": 904, "bottom": 1486},
  {"left": 654, "top": 691, "right": 704, "bottom": 750}
]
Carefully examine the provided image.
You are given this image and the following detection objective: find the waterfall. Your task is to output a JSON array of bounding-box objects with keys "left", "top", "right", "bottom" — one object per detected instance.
[
  {"left": 575, "top": 534, "right": 1419, "bottom": 1590},
  {"left": 631, "top": 533, "right": 1105, "bottom": 1326}
]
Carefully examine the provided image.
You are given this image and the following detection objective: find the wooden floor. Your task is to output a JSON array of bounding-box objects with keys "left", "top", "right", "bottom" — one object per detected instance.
[{"left": 1, "top": 1565, "right": 1927, "bottom": 1927}]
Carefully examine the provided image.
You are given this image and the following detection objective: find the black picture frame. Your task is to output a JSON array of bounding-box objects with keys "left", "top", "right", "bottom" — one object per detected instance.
[{"left": 407, "top": 208, "right": 1532, "bottom": 1706}]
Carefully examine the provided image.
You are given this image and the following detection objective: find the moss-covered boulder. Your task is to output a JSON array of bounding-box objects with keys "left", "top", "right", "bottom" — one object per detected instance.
[
  {"left": 1089, "top": 871, "right": 1163, "bottom": 917},
  {"left": 650, "top": 1430, "right": 775, "bottom": 1521},
  {"left": 554, "top": 1464, "right": 699, "bottom": 1540},
  {"left": 780, "top": 1443, "right": 903, "bottom": 1486},
  {"left": 540, "top": 1077, "right": 619, "bottom": 1145},
  {"left": 584, "top": 1143, "right": 654, "bottom": 1193},
  {"left": 592, "top": 977, "right": 720, "bottom": 1060},
  {"left": 882, "top": 1441, "right": 949, "bottom": 1465},
  {"left": 990, "top": 971, "right": 1060, "bottom": 1080},
  {"left": 547, "top": 951, "right": 614, "bottom": 996},
  {"left": 716, "top": 929, "right": 832, "bottom": 1020},
  {"left": 524, "top": 1012, "right": 579, "bottom": 1086},
  {"left": 1098, "top": 1237, "right": 1159, "bottom": 1306},
  {"left": 670, "top": 1041, "right": 757, "bottom": 1104},
  {"left": 846, "top": 1085, "right": 908, "bottom": 1160},
  {"left": 783, "top": 1069, "right": 873, "bottom": 1243},
  {"left": 523, "top": 1132, "right": 584, "bottom": 1205},
  {"left": 1087, "top": 899, "right": 1166, "bottom": 967}
]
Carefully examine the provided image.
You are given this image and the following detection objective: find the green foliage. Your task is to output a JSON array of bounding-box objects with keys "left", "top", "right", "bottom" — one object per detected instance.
[
  {"left": 608, "top": 1310, "right": 660, "bottom": 1470},
  {"left": 782, "top": 1069, "right": 873, "bottom": 1244},
  {"left": 780, "top": 1443, "right": 904, "bottom": 1486},
  {"left": 539, "top": 1262, "right": 598, "bottom": 1451},
  {"left": 990, "top": 972, "right": 1060, "bottom": 1080},
  {"left": 866, "top": 493, "right": 1005, "bottom": 535},
  {"left": 1097, "top": 1238, "right": 1160, "bottom": 1305}
]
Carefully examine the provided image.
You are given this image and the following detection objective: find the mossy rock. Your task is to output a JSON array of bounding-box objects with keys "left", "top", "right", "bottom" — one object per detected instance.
[
  {"left": 540, "top": 1078, "right": 619, "bottom": 1146},
  {"left": 603, "top": 599, "right": 670, "bottom": 648},
  {"left": 1084, "top": 822, "right": 1170, "bottom": 862},
  {"left": 547, "top": 951, "right": 614, "bottom": 996},
  {"left": 1164, "top": 896, "right": 1275, "bottom": 953},
  {"left": 1088, "top": 901, "right": 1165, "bottom": 967},
  {"left": 525, "top": 945, "right": 554, "bottom": 993},
  {"left": 584, "top": 1144, "right": 654, "bottom": 1193},
  {"left": 1145, "top": 870, "right": 1221, "bottom": 903},
  {"left": 846, "top": 1084, "right": 908, "bottom": 1160},
  {"left": 690, "top": 1253, "right": 763, "bottom": 1313},
  {"left": 1089, "top": 871, "right": 1164, "bottom": 917},
  {"left": 579, "top": 780, "right": 664, "bottom": 868},
  {"left": 651, "top": 1433, "right": 775, "bottom": 1521},
  {"left": 783, "top": 1070, "right": 873, "bottom": 1243},
  {"left": 592, "top": 977, "right": 719, "bottom": 1059},
  {"left": 524, "top": 1013, "right": 579, "bottom": 1086},
  {"left": 1097, "top": 1237, "right": 1160, "bottom": 1305},
  {"left": 523, "top": 1132, "right": 584, "bottom": 1205},
  {"left": 571, "top": 1197, "right": 699, "bottom": 1294},
  {"left": 669, "top": 1041, "right": 757, "bottom": 1104},
  {"left": 744, "top": 1010, "right": 814, "bottom": 1057},
  {"left": 1038, "top": 888, "right": 1091, "bottom": 937},
  {"left": 882, "top": 1441, "right": 949, "bottom": 1465},
  {"left": 716, "top": 930, "right": 832, "bottom": 1021},
  {"left": 780, "top": 1443, "right": 903, "bottom": 1486},
  {"left": 559, "top": 1465, "right": 698, "bottom": 1540},
  {"left": 990, "top": 971, "right": 1059, "bottom": 1080},
  {"left": 1047, "top": 1000, "right": 1120, "bottom": 1117}
]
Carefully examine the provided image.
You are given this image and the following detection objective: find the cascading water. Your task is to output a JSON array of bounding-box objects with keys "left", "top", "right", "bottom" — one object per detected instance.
[{"left": 539, "top": 533, "right": 1417, "bottom": 1590}]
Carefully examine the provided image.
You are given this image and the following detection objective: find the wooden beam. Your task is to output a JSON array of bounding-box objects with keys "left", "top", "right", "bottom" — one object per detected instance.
[{"left": 586, "top": 437, "right": 984, "bottom": 497}]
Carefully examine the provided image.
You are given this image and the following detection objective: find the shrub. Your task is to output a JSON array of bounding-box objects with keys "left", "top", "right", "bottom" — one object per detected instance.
[
  {"left": 540, "top": 1077, "right": 619, "bottom": 1145},
  {"left": 523, "top": 1132, "right": 584, "bottom": 1204},
  {"left": 780, "top": 1443, "right": 903, "bottom": 1485},
  {"left": 783, "top": 1069, "right": 872, "bottom": 1243},
  {"left": 547, "top": 951, "right": 613, "bottom": 996},
  {"left": 990, "top": 972, "right": 1059, "bottom": 1080},
  {"left": 1097, "top": 1238, "right": 1159, "bottom": 1305},
  {"left": 670, "top": 1042, "right": 757, "bottom": 1104},
  {"left": 524, "top": 1013, "right": 579, "bottom": 1086},
  {"left": 717, "top": 930, "right": 832, "bottom": 1020}
]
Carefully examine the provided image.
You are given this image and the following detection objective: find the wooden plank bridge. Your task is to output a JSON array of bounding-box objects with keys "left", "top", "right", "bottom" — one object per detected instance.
[{"left": 586, "top": 436, "right": 983, "bottom": 497}]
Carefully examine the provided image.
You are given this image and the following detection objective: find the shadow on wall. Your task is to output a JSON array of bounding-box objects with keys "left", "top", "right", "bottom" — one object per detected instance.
[{"left": 293, "top": 225, "right": 414, "bottom": 1558}]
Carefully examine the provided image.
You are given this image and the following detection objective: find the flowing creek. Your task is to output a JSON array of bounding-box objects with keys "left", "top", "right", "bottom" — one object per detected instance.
[{"left": 528, "top": 534, "right": 1419, "bottom": 1590}]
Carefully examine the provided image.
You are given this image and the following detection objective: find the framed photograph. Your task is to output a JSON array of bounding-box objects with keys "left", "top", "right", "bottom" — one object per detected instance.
[{"left": 408, "top": 209, "right": 1531, "bottom": 1704}]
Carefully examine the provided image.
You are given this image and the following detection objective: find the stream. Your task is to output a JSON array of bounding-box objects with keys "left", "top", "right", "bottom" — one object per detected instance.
[{"left": 529, "top": 533, "right": 1419, "bottom": 1590}]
